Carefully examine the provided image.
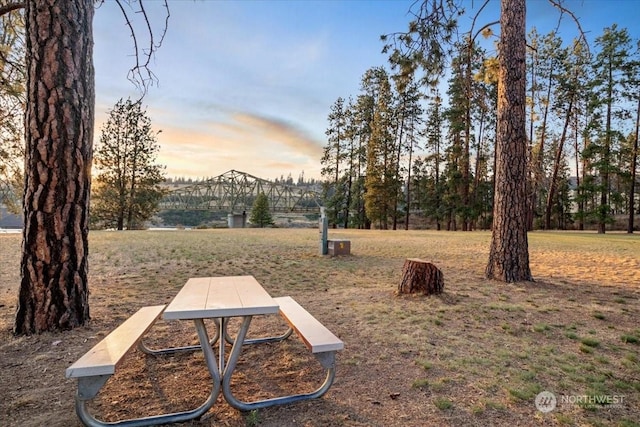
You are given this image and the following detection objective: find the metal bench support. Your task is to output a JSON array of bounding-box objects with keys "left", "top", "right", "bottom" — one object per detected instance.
[{"left": 221, "top": 306, "right": 341, "bottom": 412}]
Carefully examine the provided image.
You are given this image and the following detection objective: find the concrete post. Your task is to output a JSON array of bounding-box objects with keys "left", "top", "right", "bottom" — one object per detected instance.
[{"left": 319, "top": 207, "right": 328, "bottom": 255}]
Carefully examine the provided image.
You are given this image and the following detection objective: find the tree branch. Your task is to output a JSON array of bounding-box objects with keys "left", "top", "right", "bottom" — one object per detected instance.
[
  {"left": 0, "top": 2, "right": 24, "bottom": 17},
  {"left": 548, "top": 0, "right": 590, "bottom": 53},
  {"left": 472, "top": 20, "right": 499, "bottom": 44},
  {"left": 381, "top": 0, "right": 464, "bottom": 85},
  {"left": 110, "top": 0, "right": 170, "bottom": 96},
  {"left": 469, "top": 0, "right": 494, "bottom": 43}
]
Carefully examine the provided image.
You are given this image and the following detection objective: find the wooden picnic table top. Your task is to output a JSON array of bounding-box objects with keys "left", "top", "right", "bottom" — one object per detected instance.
[{"left": 163, "top": 275, "right": 279, "bottom": 320}]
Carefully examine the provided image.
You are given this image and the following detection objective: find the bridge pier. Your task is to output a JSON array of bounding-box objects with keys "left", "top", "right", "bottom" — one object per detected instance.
[{"left": 227, "top": 212, "right": 247, "bottom": 228}]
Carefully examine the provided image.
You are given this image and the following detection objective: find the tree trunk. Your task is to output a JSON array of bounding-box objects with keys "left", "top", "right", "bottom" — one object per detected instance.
[
  {"left": 405, "top": 122, "right": 414, "bottom": 231},
  {"left": 544, "top": 97, "right": 573, "bottom": 230},
  {"left": 398, "top": 259, "right": 444, "bottom": 295},
  {"left": 574, "top": 108, "right": 584, "bottom": 231},
  {"left": 15, "top": 0, "right": 94, "bottom": 335},
  {"left": 533, "top": 56, "right": 555, "bottom": 229},
  {"left": 486, "top": 0, "right": 533, "bottom": 283},
  {"left": 344, "top": 173, "right": 352, "bottom": 229},
  {"left": 628, "top": 97, "right": 639, "bottom": 233},
  {"left": 527, "top": 44, "right": 537, "bottom": 231},
  {"left": 599, "top": 59, "right": 614, "bottom": 235}
]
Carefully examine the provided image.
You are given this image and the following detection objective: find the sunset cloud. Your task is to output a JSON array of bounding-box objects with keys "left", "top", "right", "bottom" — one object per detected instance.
[{"left": 152, "top": 109, "right": 324, "bottom": 180}]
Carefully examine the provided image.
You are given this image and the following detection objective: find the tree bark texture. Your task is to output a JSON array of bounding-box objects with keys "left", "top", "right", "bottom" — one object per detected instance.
[
  {"left": 398, "top": 258, "right": 444, "bottom": 295},
  {"left": 485, "top": 0, "right": 533, "bottom": 283},
  {"left": 15, "top": 0, "right": 94, "bottom": 334}
]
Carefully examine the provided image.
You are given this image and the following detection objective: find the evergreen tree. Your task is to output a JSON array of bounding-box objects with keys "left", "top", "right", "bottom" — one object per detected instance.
[
  {"left": 529, "top": 31, "right": 564, "bottom": 228},
  {"left": 91, "top": 98, "right": 167, "bottom": 230},
  {"left": 443, "top": 51, "right": 467, "bottom": 230},
  {"left": 250, "top": 192, "right": 274, "bottom": 228},
  {"left": 349, "top": 93, "right": 375, "bottom": 229},
  {"left": 544, "top": 40, "right": 585, "bottom": 230},
  {"left": 390, "top": 67, "right": 423, "bottom": 230},
  {"left": 321, "top": 97, "right": 347, "bottom": 228},
  {"left": 342, "top": 97, "right": 358, "bottom": 228},
  {"left": 568, "top": 38, "right": 592, "bottom": 231},
  {"left": 585, "top": 25, "right": 633, "bottom": 233},
  {"left": 525, "top": 28, "right": 540, "bottom": 230},
  {"left": 422, "top": 94, "right": 446, "bottom": 229},
  {"left": 363, "top": 67, "right": 395, "bottom": 229},
  {"left": 471, "top": 57, "right": 498, "bottom": 230}
]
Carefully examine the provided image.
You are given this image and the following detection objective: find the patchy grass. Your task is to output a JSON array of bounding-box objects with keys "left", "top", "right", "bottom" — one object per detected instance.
[
  {"left": 581, "top": 337, "right": 601, "bottom": 348},
  {"left": 621, "top": 333, "right": 640, "bottom": 345},
  {"left": 0, "top": 229, "right": 639, "bottom": 427},
  {"left": 433, "top": 397, "right": 454, "bottom": 410}
]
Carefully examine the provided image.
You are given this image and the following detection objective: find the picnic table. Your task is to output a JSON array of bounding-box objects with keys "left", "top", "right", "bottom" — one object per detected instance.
[{"left": 66, "top": 275, "right": 343, "bottom": 426}]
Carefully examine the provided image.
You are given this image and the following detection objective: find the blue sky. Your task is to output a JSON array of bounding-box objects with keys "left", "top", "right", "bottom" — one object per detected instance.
[{"left": 92, "top": 0, "right": 640, "bottom": 181}]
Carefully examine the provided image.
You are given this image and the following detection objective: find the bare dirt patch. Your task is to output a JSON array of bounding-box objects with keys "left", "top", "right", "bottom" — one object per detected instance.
[{"left": 1, "top": 229, "right": 639, "bottom": 427}]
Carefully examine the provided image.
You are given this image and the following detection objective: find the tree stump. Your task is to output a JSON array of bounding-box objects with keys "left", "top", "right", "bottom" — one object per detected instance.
[{"left": 398, "top": 258, "right": 444, "bottom": 295}]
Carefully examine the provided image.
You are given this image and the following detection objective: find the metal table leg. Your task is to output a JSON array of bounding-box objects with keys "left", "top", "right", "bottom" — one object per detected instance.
[{"left": 220, "top": 316, "right": 337, "bottom": 412}]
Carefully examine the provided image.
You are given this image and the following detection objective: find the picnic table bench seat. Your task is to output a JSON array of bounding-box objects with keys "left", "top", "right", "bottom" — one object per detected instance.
[
  {"left": 274, "top": 296, "right": 344, "bottom": 357},
  {"left": 65, "top": 304, "right": 220, "bottom": 427},
  {"left": 66, "top": 305, "right": 166, "bottom": 381}
]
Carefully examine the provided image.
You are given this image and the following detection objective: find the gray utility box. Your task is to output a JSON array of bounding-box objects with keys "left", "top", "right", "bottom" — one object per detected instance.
[{"left": 328, "top": 239, "right": 351, "bottom": 256}]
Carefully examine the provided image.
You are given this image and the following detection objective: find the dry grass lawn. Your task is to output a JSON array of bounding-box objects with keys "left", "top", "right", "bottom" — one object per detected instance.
[{"left": 1, "top": 228, "right": 639, "bottom": 427}]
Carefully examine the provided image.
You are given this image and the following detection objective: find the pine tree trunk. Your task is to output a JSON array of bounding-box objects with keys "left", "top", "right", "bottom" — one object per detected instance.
[
  {"left": 544, "top": 97, "right": 573, "bottom": 230},
  {"left": 628, "top": 97, "right": 639, "bottom": 234},
  {"left": 398, "top": 259, "right": 444, "bottom": 295},
  {"left": 486, "top": 0, "right": 533, "bottom": 283},
  {"left": 15, "top": 0, "right": 94, "bottom": 334}
]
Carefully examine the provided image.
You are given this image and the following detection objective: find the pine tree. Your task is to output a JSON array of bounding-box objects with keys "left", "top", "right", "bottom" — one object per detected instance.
[
  {"left": 471, "top": 57, "right": 498, "bottom": 231},
  {"left": 321, "top": 97, "right": 347, "bottom": 228},
  {"left": 585, "top": 25, "right": 634, "bottom": 233},
  {"left": 529, "top": 31, "right": 563, "bottom": 228},
  {"left": 250, "top": 192, "right": 274, "bottom": 228},
  {"left": 350, "top": 93, "right": 375, "bottom": 229},
  {"left": 422, "top": 94, "right": 446, "bottom": 229},
  {"left": 91, "top": 98, "right": 167, "bottom": 230},
  {"left": 544, "top": 40, "right": 584, "bottom": 230},
  {"left": 390, "top": 67, "right": 423, "bottom": 230},
  {"left": 363, "top": 67, "right": 395, "bottom": 229}
]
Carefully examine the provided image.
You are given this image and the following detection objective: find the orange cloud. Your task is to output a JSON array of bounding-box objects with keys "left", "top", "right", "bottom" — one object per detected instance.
[{"left": 153, "top": 111, "right": 323, "bottom": 180}]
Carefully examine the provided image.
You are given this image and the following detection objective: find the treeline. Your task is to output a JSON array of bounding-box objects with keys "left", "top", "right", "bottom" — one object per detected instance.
[{"left": 321, "top": 25, "right": 639, "bottom": 232}]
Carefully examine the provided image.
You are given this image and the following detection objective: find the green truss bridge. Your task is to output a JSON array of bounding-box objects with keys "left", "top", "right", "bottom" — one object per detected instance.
[{"left": 160, "top": 169, "right": 322, "bottom": 213}]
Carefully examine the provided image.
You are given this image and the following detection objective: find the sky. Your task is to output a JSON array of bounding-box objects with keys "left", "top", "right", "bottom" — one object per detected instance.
[{"left": 91, "top": 0, "right": 640, "bottom": 182}]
